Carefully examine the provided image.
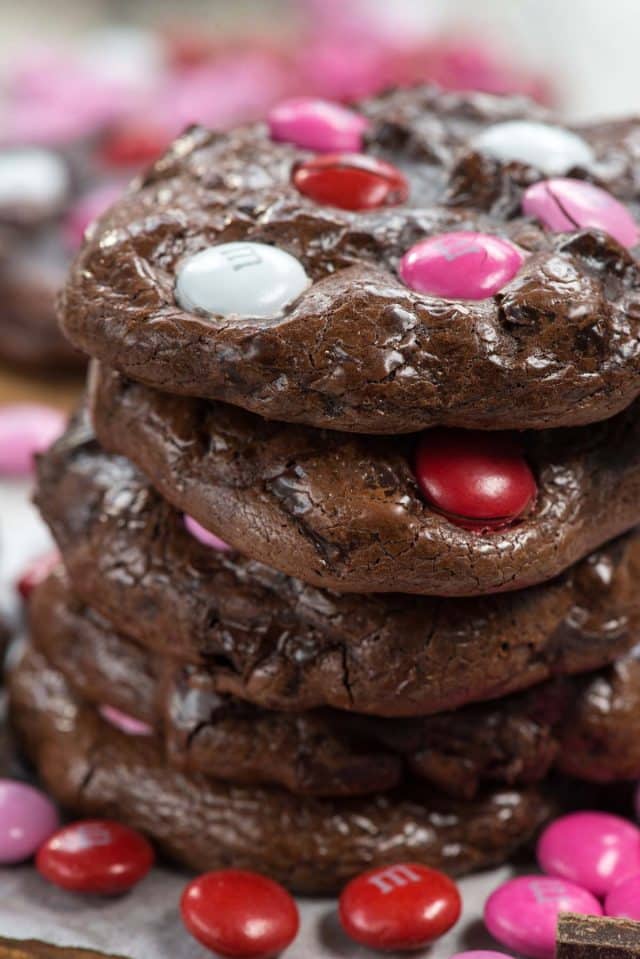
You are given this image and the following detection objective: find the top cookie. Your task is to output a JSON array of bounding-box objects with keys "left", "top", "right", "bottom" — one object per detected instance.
[{"left": 61, "top": 86, "right": 640, "bottom": 433}]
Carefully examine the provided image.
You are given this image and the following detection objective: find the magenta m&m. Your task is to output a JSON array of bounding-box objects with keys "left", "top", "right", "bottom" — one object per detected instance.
[
  {"left": 0, "top": 404, "right": 66, "bottom": 477},
  {"left": 292, "top": 153, "right": 408, "bottom": 211},
  {"left": 184, "top": 514, "right": 231, "bottom": 551},
  {"left": 339, "top": 863, "right": 461, "bottom": 951},
  {"left": 484, "top": 875, "right": 602, "bottom": 959},
  {"left": 37, "top": 820, "right": 154, "bottom": 894},
  {"left": 181, "top": 869, "right": 299, "bottom": 959},
  {"left": 605, "top": 874, "right": 640, "bottom": 921},
  {"left": 399, "top": 232, "right": 524, "bottom": 300},
  {"left": 472, "top": 121, "right": 594, "bottom": 175},
  {"left": 268, "top": 97, "right": 369, "bottom": 152},
  {"left": 415, "top": 429, "right": 537, "bottom": 532},
  {"left": 0, "top": 780, "right": 60, "bottom": 864},
  {"left": 537, "top": 811, "right": 640, "bottom": 898},
  {"left": 522, "top": 178, "right": 638, "bottom": 248},
  {"left": 99, "top": 705, "right": 153, "bottom": 737}
]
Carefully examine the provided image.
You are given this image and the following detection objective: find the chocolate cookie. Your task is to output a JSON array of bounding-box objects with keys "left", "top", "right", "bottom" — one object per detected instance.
[
  {"left": 60, "top": 87, "right": 640, "bottom": 433},
  {"left": 9, "top": 645, "right": 554, "bottom": 893},
  {"left": 90, "top": 365, "right": 640, "bottom": 596},
  {"left": 37, "top": 412, "right": 640, "bottom": 716},
  {"left": 29, "top": 569, "right": 640, "bottom": 799}
]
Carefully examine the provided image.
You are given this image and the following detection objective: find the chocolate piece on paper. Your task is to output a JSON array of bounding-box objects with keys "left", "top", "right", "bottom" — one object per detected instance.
[
  {"left": 0, "top": 938, "right": 129, "bottom": 959},
  {"left": 557, "top": 912, "right": 640, "bottom": 959}
]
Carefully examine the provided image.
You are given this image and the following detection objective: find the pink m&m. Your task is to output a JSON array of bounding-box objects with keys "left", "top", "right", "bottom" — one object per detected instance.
[
  {"left": 484, "top": 875, "right": 601, "bottom": 959},
  {"left": 99, "top": 705, "right": 153, "bottom": 737},
  {"left": 63, "top": 182, "right": 124, "bottom": 251},
  {"left": 450, "top": 953, "right": 517, "bottom": 959},
  {"left": 399, "top": 232, "right": 524, "bottom": 300},
  {"left": 537, "top": 811, "right": 640, "bottom": 897},
  {"left": 0, "top": 780, "right": 60, "bottom": 864},
  {"left": 267, "top": 97, "right": 370, "bottom": 152},
  {"left": 605, "top": 874, "right": 640, "bottom": 920},
  {"left": 0, "top": 404, "right": 66, "bottom": 476},
  {"left": 522, "top": 178, "right": 638, "bottom": 248},
  {"left": 184, "top": 515, "right": 231, "bottom": 551}
]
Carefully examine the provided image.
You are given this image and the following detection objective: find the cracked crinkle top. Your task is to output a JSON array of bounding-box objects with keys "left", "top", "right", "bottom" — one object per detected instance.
[{"left": 60, "top": 85, "right": 640, "bottom": 433}]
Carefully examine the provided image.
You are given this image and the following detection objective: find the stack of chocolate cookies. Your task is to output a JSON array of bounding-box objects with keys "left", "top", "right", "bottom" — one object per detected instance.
[{"left": 10, "top": 86, "right": 640, "bottom": 894}]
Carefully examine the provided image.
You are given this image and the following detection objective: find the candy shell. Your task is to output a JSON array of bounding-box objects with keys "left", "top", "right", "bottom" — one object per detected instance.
[
  {"left": 184, "top": 515, "right": 231, "bottom": 551},
  {"left": 0, "top": 404, "right": 66, "bottom": 477},
  {"left": 0, "top": 780, "right": 59, "bottom": 864},
  {"left": 472, "top": 121, "right": 594, "bottom": 175}
]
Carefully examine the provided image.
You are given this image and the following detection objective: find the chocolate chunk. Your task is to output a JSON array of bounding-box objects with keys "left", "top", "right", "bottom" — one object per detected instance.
[
  {"left": 0, "top": 940, "right": 128, "bottom": 959},
  {"left": 557, "top": 912, "right": 640, "bottom": 959},
  {"left": 90, "top": 364, "right": 640, "bottom": 596}
]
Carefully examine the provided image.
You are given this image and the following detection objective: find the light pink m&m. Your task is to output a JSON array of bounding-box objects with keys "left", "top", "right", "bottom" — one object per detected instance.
[
  {"left": 99, "top": 705, "right": 153, "bottom": 737},
  {"left": 267, "top": 97, "right": 370, "bottom": 152},
  {"left": 522, "top": 178, "right": 638, "bottom": 248},
  {"left": 63, "top": 182, "right": 124, "bottom": 251},
  {"left": 184, "top": 515, "right": 231, "bottom": 552},
  {"left": 605, "top": 874, "right": 640, "bottom": 920},
  {"left": 0, "top": 780, "right": 60, "bottom": 864},
  {"left": 0, "top": 404, "right": 66, "bottom": 477},
  {"left": 484, "top": 875, "right": 601, "bottom": 959},
  {"left": 537, "top": 811, "right": 640, "bottom": 897},
  {"left": 399, "top": 232, "right": 524, "bottom": 300}
]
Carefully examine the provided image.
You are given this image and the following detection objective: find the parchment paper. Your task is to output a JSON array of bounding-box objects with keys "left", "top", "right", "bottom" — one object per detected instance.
[{"left": 0, "top": 477, "right": 520, "bottom": 957}]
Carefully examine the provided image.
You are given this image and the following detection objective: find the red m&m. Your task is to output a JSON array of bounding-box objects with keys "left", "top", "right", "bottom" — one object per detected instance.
[
  {"left": 415, "top": 429, "right": 537, "bottom": 532},
  {"left": 339, "top": 863, "right": 461, "bottom": 951},
  {"left": 399, "top": 231, "right": 524, "bottom": 300},
  {"left": 36, "top": 820, "right": 154, "bottom": 894},
  {"left": 522, "top": 178, "right": 638, "bottom": 248},
  {"left": 181, "top": 869, "right": 299, "bottom": 958},
  {"left": 268, "top": 97, "right": 369, "bottom": 152},
  {"left": 292, "top": 153, "right": 408, "bottom": 211}
]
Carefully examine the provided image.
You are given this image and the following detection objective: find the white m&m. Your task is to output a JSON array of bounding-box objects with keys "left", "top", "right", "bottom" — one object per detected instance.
[
  {"left": 0, "top": 147, "right": 70, "bottom": 214},
  {"left": 472, "top": 121, "right": 595, "bottom": 175},
  {"left": 176, "top": 242, "right": 310, "bottom": 319}
]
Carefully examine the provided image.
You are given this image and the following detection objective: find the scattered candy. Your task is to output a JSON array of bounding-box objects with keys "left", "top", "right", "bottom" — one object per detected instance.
[
  {"left": 556, "top": 912, "right": 640, "bottom": 959},
  {"left": 415, "top": 428, "right": 537, "bottom": 531},
  {"left": 339, "top": 863, "right": 461, "bottom": 951},
  {"left": 292, "top": 153, "right": 408, "bottom": 210},
  {"left": 605, "top": 874, "right": 640, "bottom": 920},
  {"left": 0, "top": 780, "right": 59, "bottom": 864},
  {"left": 36, "top": 820, "right": 154, "bottom": 894},
  {"left": 537, "top": 812, "right": 640, "bottom": 898},
  {"left": 16, "top": 550, "right": 61, "bottom": 601},
  {"left": 0, "top": 148, "right": 70, "bottom": 214},
  {"left": 98, "top": 705, "right": 153, "bottom": 737},
  {"left": 97, "top": 122, "right": 170, "bottom": 169},
  {"left": 484, "top": 875, "right": 602, "bottom": 959},
  {"left": 181, "top": 869, "right": 299, "bottom": 958},
  {"left": 63, "top": 183, "right": 124, "bottom": 250},
  {"left": 184, "top": 515, "right": 231, "bottom": 551},
  {"left": 268, "top": 97, "right": 369, "bottom": 152},
  {"left": 522, "top": 178, "right": 638, "bottom": 248},
  {"left": 0, "top": 405, "right": 66, "bottom": 477},
  {"left": 399, "top": 231, "right": 524, "bottom": 300},
  {"left": 176, "top": 242, "right": 310, "bottom": 319},
  {"left": 472, "top": 121, "right": 595, "bottom": 175}
]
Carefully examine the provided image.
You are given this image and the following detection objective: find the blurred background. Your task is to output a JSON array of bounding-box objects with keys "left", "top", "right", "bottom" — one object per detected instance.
[{"left": 0, "top": 0, "right": 638, "bottom": 411}]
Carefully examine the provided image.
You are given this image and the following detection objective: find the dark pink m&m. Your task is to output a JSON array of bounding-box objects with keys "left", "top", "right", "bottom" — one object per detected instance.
[
  {"left": 415, "top": 429, "right": 537, "bottom": 532},
  {"left": 339, "top": 863, "right": 461, "bottom": 951},
  {"left": 293, "top": 153, "right": 408, "bottom": 211},
  {"left": 36, "top": 820, "right": 154, "bottom": 894},
  {"left": 522, "top": 177, "right": 638, "bottom": 248},
  {"left": 181, "top": 869, "right": 299, "bottom": 959},
  {"left": 399, "top": 231, "right": 525, "bottom": 299}
]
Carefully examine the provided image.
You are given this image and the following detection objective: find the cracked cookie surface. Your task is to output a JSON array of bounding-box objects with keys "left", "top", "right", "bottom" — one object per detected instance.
[
  {"left": 61, "top": 87, "right": 640, "bottom": 432},
  {"left": 36, "top": 410, "right": 640, "bottom": 715},
  {"left": 90, "top": 366, "right": 640, "bottom": 595}
]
